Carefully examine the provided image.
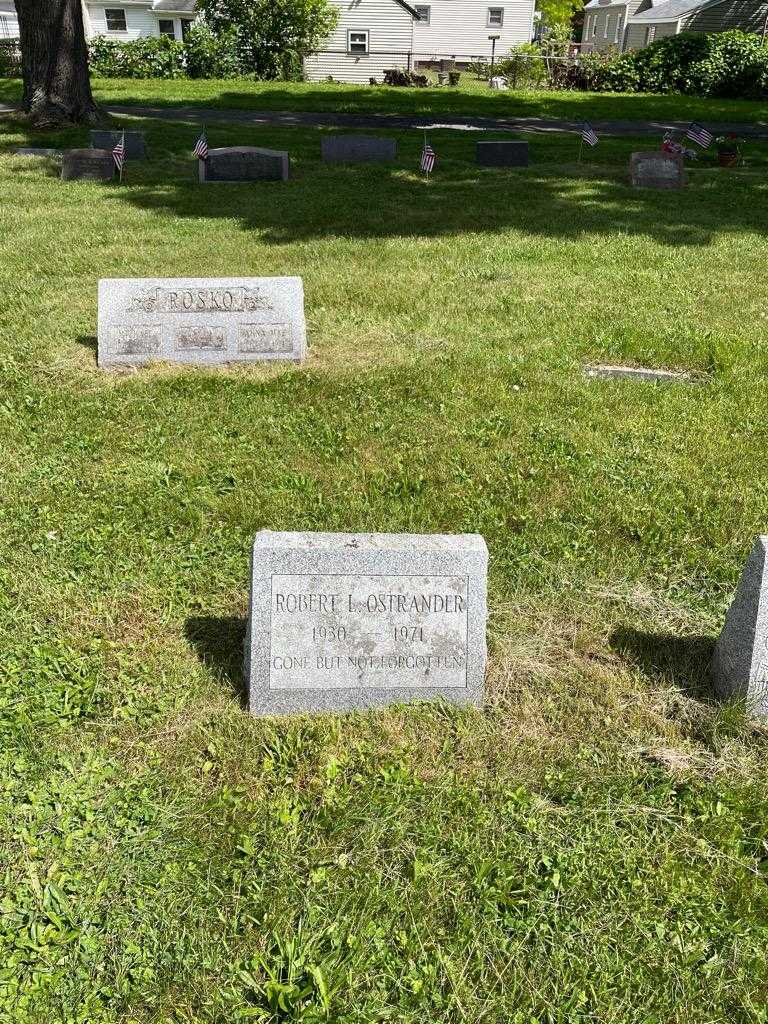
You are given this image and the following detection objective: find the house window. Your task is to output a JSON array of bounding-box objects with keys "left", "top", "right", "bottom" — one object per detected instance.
[
  {"left": 615, "top": 12, "right": 623, "bottom": 41},
  {"left": 487, "top": 7, "right": 504, "bottom": 26},
  {"left": 604, "top": 13, "right": 611, "bottom": 37},
  {"left": 347, "top": 30, "right": 369, "bottom": 54},
  {"left": 158, "top": 19, "right": 175, "bottom": 38},
  {"left": 181, "top": 18, "right": 194, "bottom": 39},
  {"left": 645, "top": 24, "right": 656, "bottom": 43},
  {"left": 415, "top": 5, "right": 431, "bottom": 23},
  {"left": 105, "top": 8, "right": 127, "bottom": 32}
]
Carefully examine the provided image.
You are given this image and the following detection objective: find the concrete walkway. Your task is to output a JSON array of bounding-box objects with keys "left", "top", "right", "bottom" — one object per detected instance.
[{"left": 2, "top": 101, "right": 767, "bottom": 138}]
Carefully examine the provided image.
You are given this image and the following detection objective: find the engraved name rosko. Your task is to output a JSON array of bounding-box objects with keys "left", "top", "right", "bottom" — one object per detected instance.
[
  {"left": 269, "top": 573, "right": 469, "bottom": 690},
  {"left": 97, "top": 277, "right": 306, "bottom": 367}
]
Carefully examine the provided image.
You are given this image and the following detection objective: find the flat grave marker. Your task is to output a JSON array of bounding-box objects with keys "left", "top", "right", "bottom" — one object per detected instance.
[
  {"left": 97, "top": 277, "right": 306, "bottom": 368},
  {"left": 14, "top": 147, "right": 63, "bottom": 160},
  {"left": 200, "top": 146, "right": 290, "bottom": 183},
  {"left": 321, "top": 135, "right": 397, "bottom": 163},
  {"left": 90, "top": 130, "right": 147, "bottom": 160},
  {"left": 476, "top": 141, "right": 529, "bottom": 167},
  {"left": 629, "top": 151, "right": 686, "bottom": 189},
  {"left": 584, "top": 364, "right": 697, "bottom": 384},
  {"left": 246, "top": 531, "right": 488, "bottom": 716},
  {"left": 61, "top": 149, "right": 115, "bottom": 182}
]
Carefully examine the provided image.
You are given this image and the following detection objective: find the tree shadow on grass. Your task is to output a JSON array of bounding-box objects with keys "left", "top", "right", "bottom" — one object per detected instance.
[
  {"left": 609, "top": 625, "right": 716, "bottom": 703},
  {"left": 185, "top": 614, "right": 248, "bottom": 709}
]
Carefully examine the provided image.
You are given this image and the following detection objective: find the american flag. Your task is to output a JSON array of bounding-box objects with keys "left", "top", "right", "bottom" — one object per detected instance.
[
  {"left": 686, "top": 122, "right": 713, "bottom": 148},
  {"left": 581, "top": 122, "right": 599, "bottom": 147},
  {"left": 112, "top": 133, "right": 125, "bottom": 174},
  {"left": 193, "top": 129, "right": 208, "bottom": 160},
  {"left": 420, "top": 140, "right": 436, "bottom": 174}
]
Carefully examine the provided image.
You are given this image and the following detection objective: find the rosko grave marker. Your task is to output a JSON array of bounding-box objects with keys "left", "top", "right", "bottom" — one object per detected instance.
[
  {"left": 245, "top": 531, "right": 488, "bottom": 716},
  {"left": 97, "top": 277, "right": 306, "bottom": 368}
]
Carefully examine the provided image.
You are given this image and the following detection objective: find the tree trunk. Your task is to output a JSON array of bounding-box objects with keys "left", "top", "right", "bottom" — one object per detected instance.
[{"left": 14, "top": 0, "right": 101, "bottom": 128}]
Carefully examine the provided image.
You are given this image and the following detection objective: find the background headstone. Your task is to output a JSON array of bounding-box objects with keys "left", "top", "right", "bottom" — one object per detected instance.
[
  {"left": 14, "top": 148, "right": 62, "bottom": 159},
  {"left": 97, "top": 277, "right": 306, "bottom": 367},
  {"left": 61, "top": 149, "right": 115, "bottom": 182},
  {"left": 629, "top": 151, "right": 686, "bottom": 189},
  {"left": 321, "top": 135, "right": 397, "bottom": 163},
  {"left": 476, "top": 141, "right": 529, "bottom": 167},
  {"left": 90, "top": 130, "right": 146, "bottom": 160},
  {"left": 200, "top": 147, "right": 290, "bottom": 183},
  {"left": 246, "top": 531, "right": 488, "bottom": 716},
  {"left": 711, "top": 536, "right": 768, "bottom": 715}
]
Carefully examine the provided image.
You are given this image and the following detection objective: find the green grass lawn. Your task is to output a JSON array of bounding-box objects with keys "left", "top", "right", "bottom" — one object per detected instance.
[
  {"left": 2, "top": 113, "right": 768, "bottom": 1023},
  {"left": 2, "top": 75, "right": 768, "bottom": 124}
]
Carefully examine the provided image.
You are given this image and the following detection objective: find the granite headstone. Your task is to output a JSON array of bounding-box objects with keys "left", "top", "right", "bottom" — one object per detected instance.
[
  {"left": 711, "top": 536, "right": 768, "bottom": 716},
  {"left": 200, "top": 146, "right": 290, "bottom": 183},
  {"left": 476, "top": 141, "right": 529, "bottom": 167},
  {"left": 61, "top": 149, "right": 115, "bottom": 182},
  {"left": 629, "top": 151, "right": 686, "bottom": 189},
  {"left": 321, "top": 135, "right": 397, "bottom": 163},
  {"left": 97, "top": 277, "right": 306, "bottom": 367},
  {"left": 90, "top": 130, "right": 147, "bottom": 160},
  {"left": 245, "top": 531, "right": 488, "bottom": 716}
]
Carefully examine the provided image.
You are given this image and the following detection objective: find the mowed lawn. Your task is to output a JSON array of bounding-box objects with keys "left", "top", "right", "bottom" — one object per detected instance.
[
  {"left": 2, "top": 115, "right": 768, "bottom": 1023},
  {"left": 2, "top": 76, "right": 768, "bottom": 123}
]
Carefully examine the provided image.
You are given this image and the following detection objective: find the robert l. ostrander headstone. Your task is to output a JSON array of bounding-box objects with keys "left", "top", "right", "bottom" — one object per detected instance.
[
  {"left": 629, "top": 151, "right": 686, "bottom": 189},
  {"left": 246, "top": 531, "right": 488, "bottom": 716},
  {"left": 200, "top": 146, "right": 290, "bottom": 183},
  {"left": 97, "top": 277, "right": 306, "bottom": 367},
  {"left": 711, "top": 536, "right": 768, "bottom": 716}
]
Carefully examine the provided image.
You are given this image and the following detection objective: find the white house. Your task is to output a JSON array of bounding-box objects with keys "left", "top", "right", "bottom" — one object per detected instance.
[
  {"left": 304, "top": 0, "right": 422, "bottom": 83},
  {"left": 305, "top": 0, "right": 535, "bottom": 81},
  {"left": 82, "top": 1, "right": 197, "bottom": 42},
  {"left": 412, "top": 0, "right": 536, "bottom": 62},
  {"left": 0, "top": 2, "right": 19, "bottom": 38}
]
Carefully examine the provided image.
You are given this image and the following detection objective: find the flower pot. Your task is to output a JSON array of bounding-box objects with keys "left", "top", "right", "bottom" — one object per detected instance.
[{"left": 718, "top": 151, "right": 739, "bottom": 167}]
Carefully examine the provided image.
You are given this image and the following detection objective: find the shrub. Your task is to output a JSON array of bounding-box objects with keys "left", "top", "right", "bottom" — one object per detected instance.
[
  {"left": 0, "top": 39, "right": 21, "bottom": 77},
  {"left": 182, "top": 23, "right": 246, "bottom": 79},
  {"left": 497, "top": 44, "right": 548, "bottom": 88},
  {"left": 89, "top": 35, "right": 187, "bottom": 79},
  {"left": 568, "top": 49, "right": 640, "bottom": 92}
]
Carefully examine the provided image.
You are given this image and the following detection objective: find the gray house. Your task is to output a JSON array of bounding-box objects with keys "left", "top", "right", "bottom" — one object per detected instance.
[{"left": 582, "top": 0, "right": 768, "bottom": 51}]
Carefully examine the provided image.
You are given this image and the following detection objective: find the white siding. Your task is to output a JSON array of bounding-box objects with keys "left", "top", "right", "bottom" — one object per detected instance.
[
  {"left": 0, "top": 0, "right": 19, "bottom": 38},
  {"left": 85, "top": 3, "right": 158, "bottom": 40},
  {"left": 305, "top": 0, "right": 416, "bottom": 82},
  {"left": 413, "top": 0, "right": 535, "bottom": 58}
]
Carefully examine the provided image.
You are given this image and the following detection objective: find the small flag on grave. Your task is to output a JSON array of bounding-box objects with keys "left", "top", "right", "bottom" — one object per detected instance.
[
  {"left": 581, "top": 122, "right": 599, "bottom": 147},
  {"left": 112, "top": 132, "right": 125, "bottom": 180},
  {"left": 686, "top": 122, "right": 713, "bottom": 149},
  {"left": 193, "top": 128, "right": 209, "bottom": 161},
  {"left": 420, "top": 137, "right": 436, "bottom": 175}
]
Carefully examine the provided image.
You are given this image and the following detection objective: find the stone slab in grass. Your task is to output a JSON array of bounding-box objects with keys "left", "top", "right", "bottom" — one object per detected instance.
[
  {"left": 61, "top": 149, "right": 115, "bottom": 182},
  {"left": 245, "top": 531, "right": 488, "bottom": 716},
  {"left": 97, "top": 277, "right": 306, "bottom": 368},
  {"left": 629, "top": 151, "right": 686, "bottom": 189},
  {"left": 14, "top": 148, "right": 62, "bottom": 159},
  {"left": 476, "top": 141, "right": 529, "bottom": 167},
  {"left": 321, "top": 134, "right": 397, "bottom": 163},
  {"left": 712, "top": 536, "right": 768, "bottom": 716},
  {"left": 584, "top": 364, "right": 696, "bottom": 383},
  {"left": 200, "top": 146, "right": 290, "bottom": 183},
  {"left": 90, "top": 130, "right": 146, "bottom": 160}
]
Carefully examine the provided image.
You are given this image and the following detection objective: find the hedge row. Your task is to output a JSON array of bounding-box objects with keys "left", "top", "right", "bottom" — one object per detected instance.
[
  {"left": 88, "top": 26, "right": 248, "bottom": 79},
  {"left": 0, "top": 39, "right": 21, "bottom": 78},
  {"left": 570, "top": 30, "right": 768, "bottom": 98}
]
